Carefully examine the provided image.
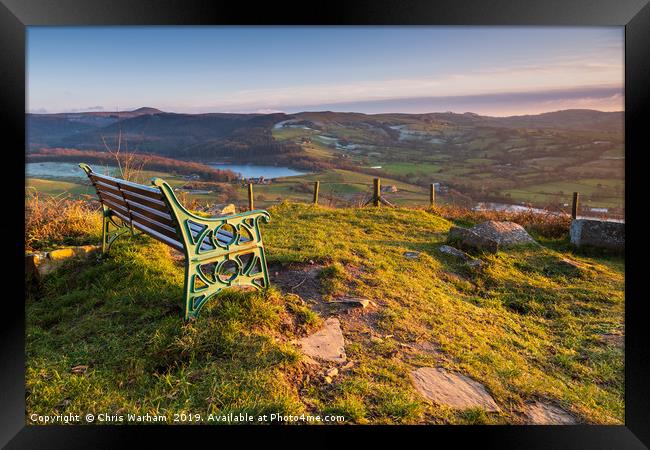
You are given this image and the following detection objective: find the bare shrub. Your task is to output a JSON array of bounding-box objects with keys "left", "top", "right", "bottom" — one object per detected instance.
[
  {"left": 25, "top": 193, "right": 102, "bottom": 251},
  {"left": 429, "top": 204, "right": 571, "bottom": 238}
]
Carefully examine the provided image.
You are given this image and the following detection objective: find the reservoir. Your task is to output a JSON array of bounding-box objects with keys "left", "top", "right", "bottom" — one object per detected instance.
[
  {"left": 207, "top": 163, "right": 307, "bottom": 179},
  {"left": 26, "top": 162, "right": 117, "bottom": 179}
]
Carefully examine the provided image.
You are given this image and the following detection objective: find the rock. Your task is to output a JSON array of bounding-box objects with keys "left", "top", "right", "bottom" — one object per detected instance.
[
  {"left": 73, "top": 245, "right": 99, "bottom": 255},
  {"left": 524, "top": 401, "right": 577, "bottom": 424},
  {"left": 27, "top": 245, "right": 100, "bottom": 280},
  {"left": 25, "top": 253, "right": 45, "bottom": 282},
  {"left": 325, "top": 367, "right": 339, "bottom": 378},
  {"left": 324, "top": 376, "right": 333, "bottom": 384},
  {"left": 448, "top": 221, "right": 537, "bottom": 253},
  {"left": 438, "top": 245, "right": 471, "bottom": 261},
  {"left": 448, "top": 227, "right": 499, "bottom": 254},
  {"left": 329, "top": 297, "right": 371, "bottom": 308},
  {"left": 410, "top": 367, "right": 500, "bottom": 412},
  {"left": 370, "top": 336, "right": 384, "bottom": 344},
  {"left": 570, "top": 219, "right": 624, "bottom": 252},
  {"left": 340, "top": 361, "right": 355, "bottom": 371},
  {"left": 403, "top": 251, "right": 420, "bottom": 259},
  {"left": 558, "top": 258, "right": 584, "bottom": 270},
  {"left": 470, "top": 221, "right": 537, "bottom": 247},
  {"left": 466, "top": 259, "right": 485, "bottom": 269},
  {"left": 48, "top": 247, "right": 76, "bottom": 260},
  {"left": 298, "top": 318, "right": 346, "bottom": 363}
]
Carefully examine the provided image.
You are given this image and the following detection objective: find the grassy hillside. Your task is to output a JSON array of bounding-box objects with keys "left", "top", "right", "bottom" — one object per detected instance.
[{"left": 26, "top": 202, "right": 624, "bottom": 424}]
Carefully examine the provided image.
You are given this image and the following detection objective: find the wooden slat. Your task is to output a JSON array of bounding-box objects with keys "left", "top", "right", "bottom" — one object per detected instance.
[
  {"left": 118, "top": 182, "right": 165, "bottom": 202},
  {"left": 85, "top": 170, "right": 184, "bottom": 252},
  {"left": 124, "top": 197, "right": 174, "bottom": 223},
  {"left": 121, "top": 189, "right": 167, "bottom": 212},
  {"left": 130, "top": 210, "right": 180, "bottom": 242},
  {"left": 133, "top": 222, "right": 184, "bottom": 251},
  {"left": 97, "top": 190, "right": 176, "bottom": 230},
  {"left": 87, "top": 169, "right": 256, "bottom": 253},
  {"left": 111, "top": 209, "right": 183, "bottom": 251},
  {"left": 89, "top": 172, "right": 164, "bottom": 200},
  {"left": 97, "top": 193, "right": 130, "bottom": 215},
  {"left": 94, "top": 180, "right": 122, "bottom": 195}
]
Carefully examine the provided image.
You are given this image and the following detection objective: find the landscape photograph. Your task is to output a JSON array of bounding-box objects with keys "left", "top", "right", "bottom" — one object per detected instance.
[{"left": 25, "top": 26, "right": 625, "bottom": 425}]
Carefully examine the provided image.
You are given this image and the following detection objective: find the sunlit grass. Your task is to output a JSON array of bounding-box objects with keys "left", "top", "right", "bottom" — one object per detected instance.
[{"left": 26, "top": 201, "right": 624, "bottom": 424}]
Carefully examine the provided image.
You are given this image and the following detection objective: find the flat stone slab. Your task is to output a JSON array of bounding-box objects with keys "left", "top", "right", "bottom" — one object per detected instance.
[
  {"left": 438, "top": 245, "right": 471, "bottom": 261},
  {"left": 410, "top": 367, "right": 500, "bottom": 412},
  {"left": 525, "top": 401, "right": 577, "bottom": 424},
  {"left": 298, "top": 318, "right": 346, "bottom": 363}
]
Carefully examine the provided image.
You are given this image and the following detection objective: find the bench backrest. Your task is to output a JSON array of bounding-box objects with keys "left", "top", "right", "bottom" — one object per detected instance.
[{"left": 80, "top": 164, "right": 184, "bottom": 251}]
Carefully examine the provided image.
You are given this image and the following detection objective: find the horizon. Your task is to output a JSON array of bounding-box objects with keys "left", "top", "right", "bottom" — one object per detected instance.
[
  {"left": 27, "top": 26, "right": 624, "bottom": 116},
  {"left": 27, "top": 105, "right": 623, "bottom": 119}
]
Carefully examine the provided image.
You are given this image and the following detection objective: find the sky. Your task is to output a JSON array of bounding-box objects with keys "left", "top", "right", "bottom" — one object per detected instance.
[{"left": 27, "top": 26, "right": 624, "bottom": 116}]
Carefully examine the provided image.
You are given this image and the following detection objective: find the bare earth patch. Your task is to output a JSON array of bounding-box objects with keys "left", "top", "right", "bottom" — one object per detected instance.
[
  {"left": 410, "top": 367, "right": 500, "bottom": 412},
  {"left": 271, "top": 263, "right": 327, "bottom": 309},
  {"left": 524, "top": 401, "right": 577, "bottom": 424},
  {"left": 599, "top": 333, "right": 624, "bottom": 349}
]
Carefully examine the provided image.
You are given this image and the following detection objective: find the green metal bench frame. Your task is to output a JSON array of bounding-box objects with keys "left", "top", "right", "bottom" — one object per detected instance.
[{"left": 80, "top": 163, "right": 271, "bottom": 320}]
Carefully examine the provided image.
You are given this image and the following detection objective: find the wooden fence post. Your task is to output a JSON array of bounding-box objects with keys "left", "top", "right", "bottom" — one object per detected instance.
[
  {"left": 373, "top": 178, "right": 381, "bottom": 207},
  {"left": 571, "top": 192, "right": 579, "bottom": 219},
  {"left": 313, "top": 181, "right": 320, "bottom": 205},
  {"left": 429, "top": 183, "right": 435, "bottom": 208},
  {"left": 248, "top": 183, "right": 254, "bottom": 211}
]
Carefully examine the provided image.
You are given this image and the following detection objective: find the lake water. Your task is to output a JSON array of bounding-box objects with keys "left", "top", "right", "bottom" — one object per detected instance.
[
  {"left": 27, "top": 162, "right": 117, "bottom": 179},
  {"left": 207, "top": 163, "right": 307, "bottom": 179},
  {"left": 27, "top": 161, "right": 307, "bottom": 181}
]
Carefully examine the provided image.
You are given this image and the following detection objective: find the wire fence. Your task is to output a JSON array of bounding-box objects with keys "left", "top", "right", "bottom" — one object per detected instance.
[{"left": 242, "top": 177, "right": 624, "bottom": 223}]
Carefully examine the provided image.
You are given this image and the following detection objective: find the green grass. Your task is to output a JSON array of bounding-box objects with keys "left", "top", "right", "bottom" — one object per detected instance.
[
  {"left": 502, "top": 178, "right": 624, "bottom": 209},
  {"left": 27, "top": 203, "right": 624, "bottom": 425},
  {"left": 26, "top": 178, "right": 94, "bottom": 197},
  {"left": 379, "top": 162, "right": 441, "bottom": 176}
]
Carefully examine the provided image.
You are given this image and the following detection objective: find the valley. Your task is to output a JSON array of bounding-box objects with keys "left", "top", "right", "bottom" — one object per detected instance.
[{"left": 26, "top": 108, "right": 624, "bottom": 215}]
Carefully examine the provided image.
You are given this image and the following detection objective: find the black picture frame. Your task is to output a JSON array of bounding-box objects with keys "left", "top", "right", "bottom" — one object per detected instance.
[{"left": 3, "top": 0, "right": 649, "bottom": 447}]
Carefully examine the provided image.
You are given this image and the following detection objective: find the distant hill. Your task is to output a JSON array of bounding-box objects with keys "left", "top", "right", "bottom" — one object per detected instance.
[
  {"left": 27, "top": 107, "right": 165, "bottom": 147},
  {"left": 478, "top": 109, "right": 623, "bottom": 132},
  {"left": 27, "top": 108, "right": 623, "bottom": 169},
  {"left": 291, "top": 109, "right": 623, "bottom": 131}
]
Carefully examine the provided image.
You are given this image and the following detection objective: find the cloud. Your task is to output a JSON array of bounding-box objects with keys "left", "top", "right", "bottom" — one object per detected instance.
[
  {"left": 278, "top": 86, "right": 624, "bottom": 116},
  {"left": 60, "top": 105, "right": 105, "bottom": 112},
  {"left": 190, "top": 57, "right": 623, "bottom": 113}
]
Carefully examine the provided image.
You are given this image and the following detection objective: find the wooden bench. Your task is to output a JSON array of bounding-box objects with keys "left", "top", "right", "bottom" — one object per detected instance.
[{"left": 79, "top": 163, "right": 271, "bottom": 320}]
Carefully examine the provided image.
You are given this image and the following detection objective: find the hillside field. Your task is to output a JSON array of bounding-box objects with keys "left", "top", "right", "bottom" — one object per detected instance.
[
  {"left": 26, "top": 202, "right": 624, "bottom": 425},
  {"left": 28, "top": 108, "right": 625, "bottom": 214}
]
